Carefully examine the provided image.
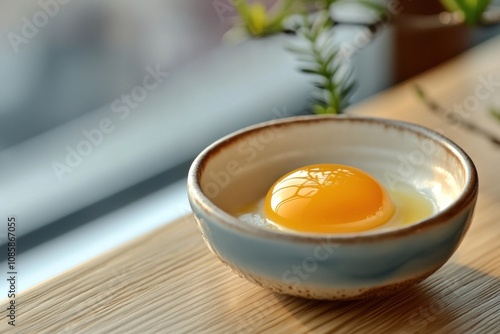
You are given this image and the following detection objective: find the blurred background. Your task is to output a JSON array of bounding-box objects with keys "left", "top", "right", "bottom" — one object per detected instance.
[{"left": 1, "top": 0, "right": 499, "bottom": 290}]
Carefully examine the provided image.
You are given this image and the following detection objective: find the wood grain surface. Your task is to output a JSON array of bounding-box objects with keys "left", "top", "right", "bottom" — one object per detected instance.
[{"left": 2, "top": 36, "right": 500, "bottom": 334}]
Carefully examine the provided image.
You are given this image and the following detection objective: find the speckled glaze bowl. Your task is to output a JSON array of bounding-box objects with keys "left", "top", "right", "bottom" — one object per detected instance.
[{"left": 187, "top": 115, "right": 478, "bottom": 300}]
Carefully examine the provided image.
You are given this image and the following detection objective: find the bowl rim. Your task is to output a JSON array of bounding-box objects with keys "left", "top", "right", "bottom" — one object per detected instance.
[{"left": 187, "top": 115, "right": 478, "bottom": 243}]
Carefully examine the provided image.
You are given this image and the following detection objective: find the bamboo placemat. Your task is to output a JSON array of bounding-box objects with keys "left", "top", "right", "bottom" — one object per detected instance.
[{"left": 2, "top": 35, "right": 500, "bottom": 334}]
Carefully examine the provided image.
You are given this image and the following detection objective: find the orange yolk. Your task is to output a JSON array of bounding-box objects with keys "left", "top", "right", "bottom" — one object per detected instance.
[{"left": 264, "top": 164, "right": 395, "bottom": 233}]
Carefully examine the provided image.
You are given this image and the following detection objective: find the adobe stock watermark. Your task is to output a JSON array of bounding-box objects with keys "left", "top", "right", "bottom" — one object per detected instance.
[
  {"left": 384, "top": 73, "right": 500, "bottom": 190},
  {"left": 281, "top": 242, "right": 339, "bottom": 287},
  {"left": 51, "top": 64, "right": 168, "bottom": 182},
  {"left": 440, "top": 74, "right": 500, "bottom": 129},
  {"left": 213, "top": 0, "right": 239, "bottom": 23},
  {"left": 384, "top": 137, "right": 437, "bottom": 191},
  {"left": 338, "top": 0, "right": 403, "bottom": 61},
  {"left": 399, "top": 276, "right": 465, "bottom": 333},
  {"left": 203, "top": 106, "right": 291, "bottom": 199},
  {"left": 7, "top": 0, "right": 73, "bottom": 54},
  {"left": 110, "top": 65, "right": 168, "bottom": 120},
  {"left": 235, "top": 241, "right": 338, "bottom": 333}
]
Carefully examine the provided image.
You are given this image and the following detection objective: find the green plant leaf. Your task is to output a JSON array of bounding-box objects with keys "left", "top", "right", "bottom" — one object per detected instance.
[
  {"left": 288, "top": 11, "right": 356, "bottom": 114},
  {"left": 232, "top": 0, "right": 300, "bottom": 36},
  {"left": 441, "top": 0, "right": 461, "bottom": 12},
  {"left": 440, "top": 0, "right": 492, "bottom": 25},
  {"left": 300, "top": 68, "right": 321, "bottom": 75},
  {"left": 489, "top": 107, "right": 500, "bottom": 122}
]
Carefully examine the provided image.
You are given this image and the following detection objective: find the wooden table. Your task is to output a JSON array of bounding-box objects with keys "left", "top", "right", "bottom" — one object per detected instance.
[{"left": 3, "top": 36, "right": 500, "bottom": 334}]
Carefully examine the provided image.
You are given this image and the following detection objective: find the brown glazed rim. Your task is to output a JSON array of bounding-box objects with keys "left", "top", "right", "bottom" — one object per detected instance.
[{"left": 187, "top": 115, "right": 479, "bottom": 244}]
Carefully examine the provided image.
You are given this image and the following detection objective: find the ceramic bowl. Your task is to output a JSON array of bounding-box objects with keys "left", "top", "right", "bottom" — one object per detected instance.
[{"left": 187, "top": 115, "right": 478, "bottom": 300}]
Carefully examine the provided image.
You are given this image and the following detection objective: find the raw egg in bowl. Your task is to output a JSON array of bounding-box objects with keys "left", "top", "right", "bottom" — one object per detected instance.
[{"left": 187, "top": 115, "right": 478, "bottom": 300}]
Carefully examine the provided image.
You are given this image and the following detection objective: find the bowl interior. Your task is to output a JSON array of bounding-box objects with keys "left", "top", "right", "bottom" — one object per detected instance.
[{"left": 194, "top": 116, "right": 472, "bottom": 232}]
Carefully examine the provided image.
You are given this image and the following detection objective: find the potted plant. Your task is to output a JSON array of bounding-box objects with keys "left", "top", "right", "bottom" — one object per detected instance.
[{"left": 225, "top": 0, "right": 500, "bottom": 115}]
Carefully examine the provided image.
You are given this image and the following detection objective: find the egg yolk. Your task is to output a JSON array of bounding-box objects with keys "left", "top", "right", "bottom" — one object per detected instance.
[{"left": 264, "top": 164, "right": 395, "bottom": 233}]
